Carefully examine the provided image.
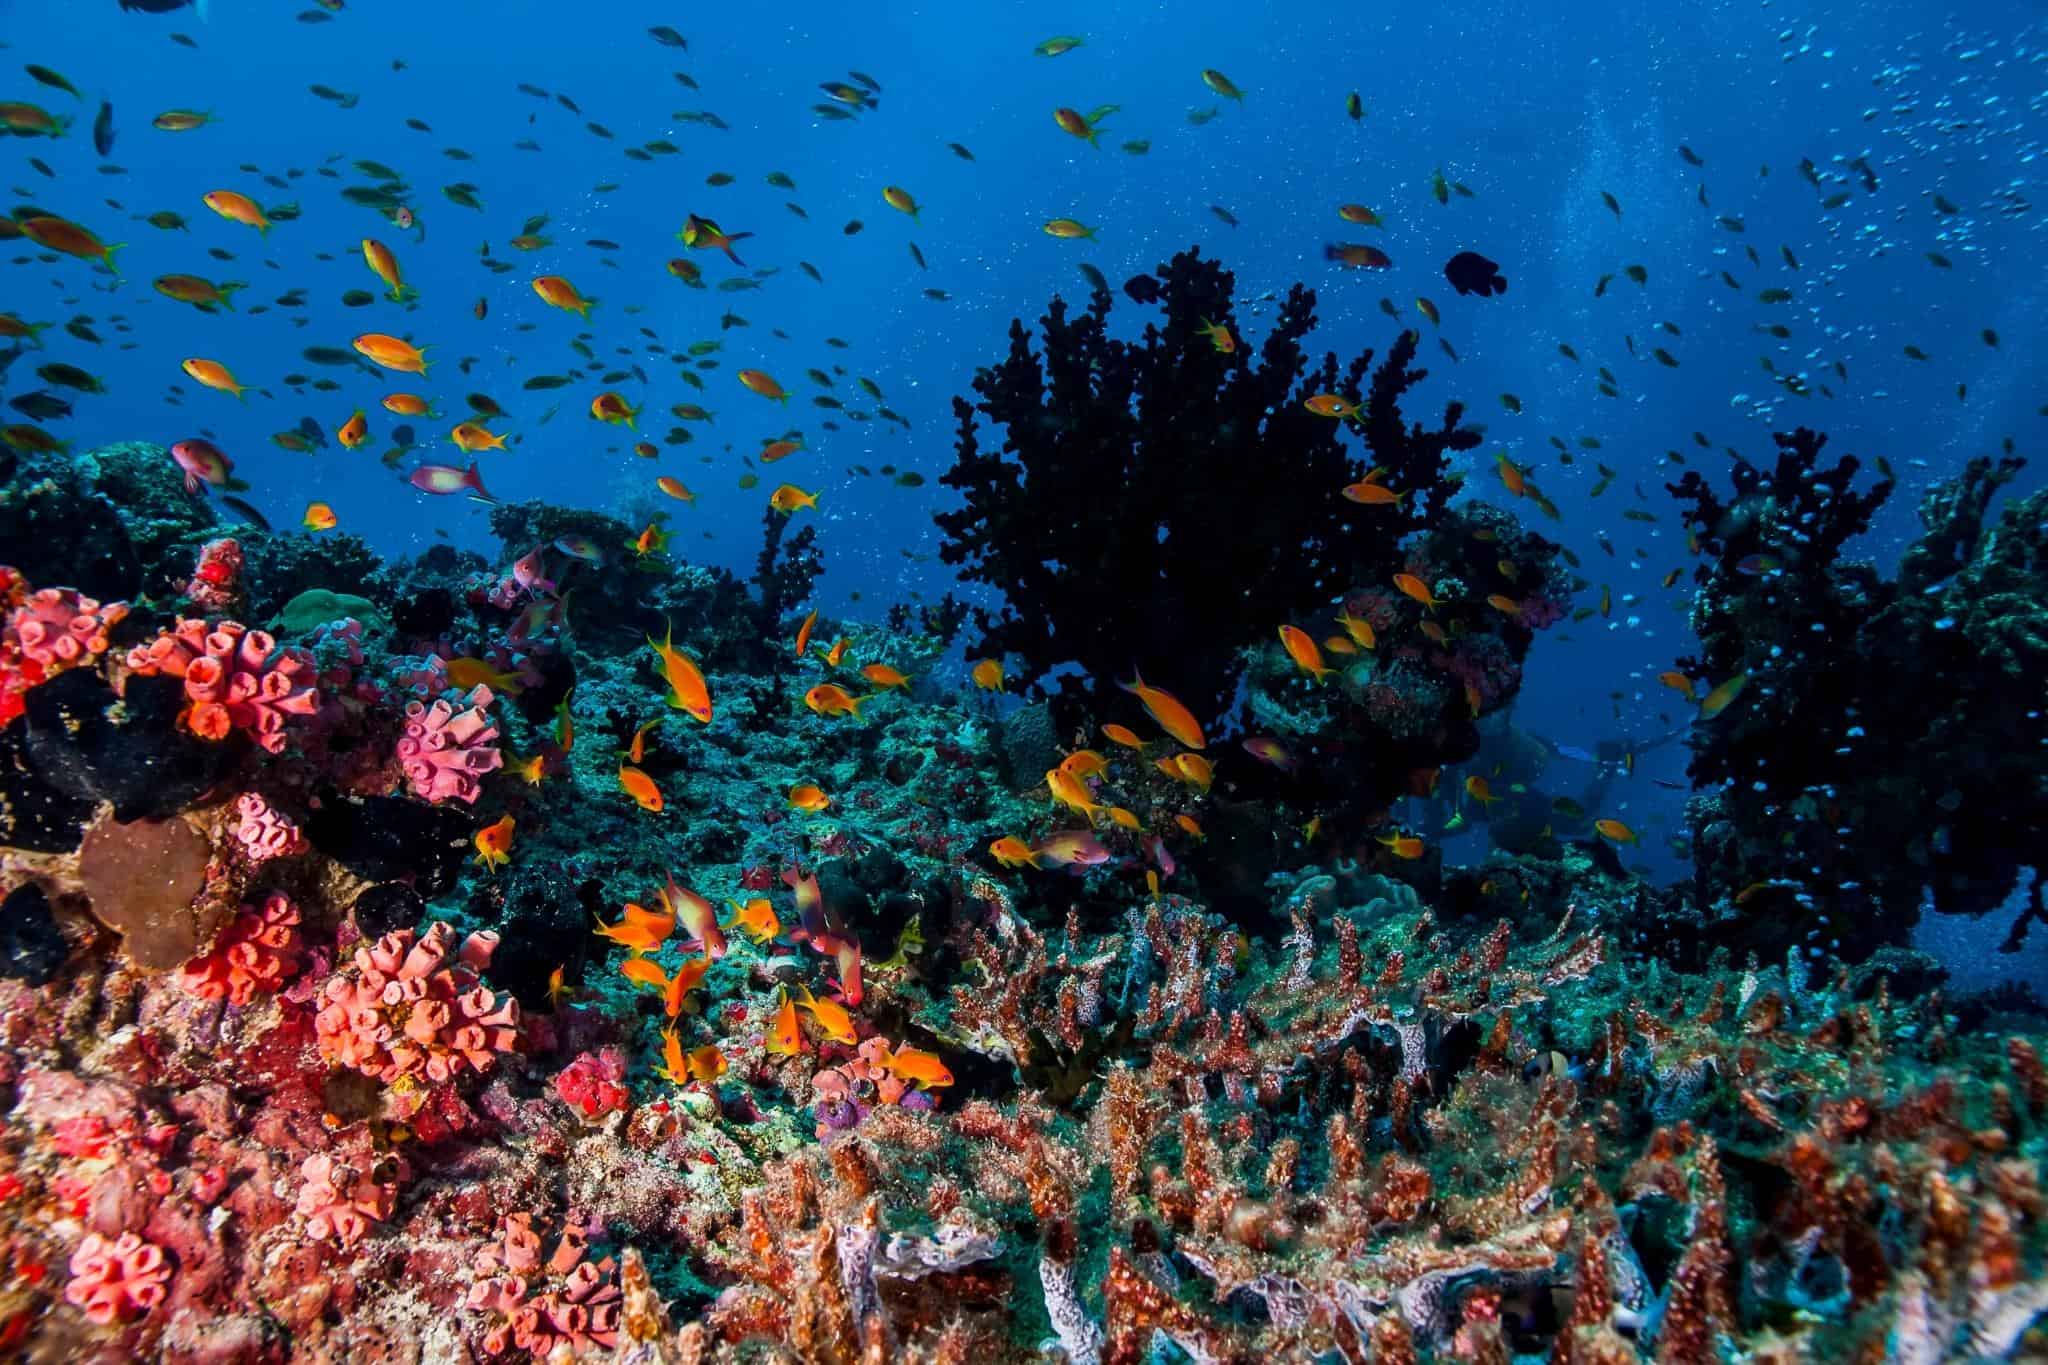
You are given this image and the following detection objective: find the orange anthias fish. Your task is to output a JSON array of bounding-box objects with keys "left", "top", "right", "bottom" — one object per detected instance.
[
  {"left": 788, "top": 783, "right": 831, "bottom": 812},
  {"left": 630, "top": 523, "right": 671, "bottom": 557},
  {"left": 1658, "top": 670, "right": 1697, "bottom": 701},
  {"left": 1378, "top": 831, "right": 1426, "bottom": 860},
  {"left": 664, "top": 957, "right": 710, "bottom": 1016},
  {"left": 1102, "top": 723, "right": 1144, "bottom": 749},
  {"left": 1342, "top": 479, "right": 1406, "bottom": 507},
  {"left": 989, "top": 836, "right": 1039, "bottom": 869},
  {"left": 1120, "top": 671, "right": 1206, "bottom": 749},
  {"left": 884, "top": 1044, "right": 954, "bottom": 1090},
  {"left": 618, "top": 765, "right": 664, "bottom": 812},
  {"left": 620, "top": 957, "right": 669, "bottom": 992},
  {"left": 686, "top": 1044, "right": 727, "bottom": 1083},
  {"left": 337, "top": 408, "right": 369, "bottom": 449},
  {"left": 793, "top": 608, "right": 819, "bottom": 658},
  {"left": 1059, "top": 749, "right": 1109, "bottom": 780},
  {"left": 1047, "top": 766, "right": 1105, "bottom": 824},
  {"left": 546, "top": 965, "right": 572, "bottom": 1010},
  {"left": 970, "top": 658, "right": 1005, "bottom": 691},
  {"left": 1278, "top": 625, "right": 1334, "bottom": 682},
  {"left": 594, "top": 899, "right": 673, "bottom": 955},
  {"left": 621, "top": 717, "right": 663, "bottom": 764},
  {"left": 519, "top": 754, "right": 547, "bottom": 786},
  {"left": 446, "top": 656, "right": 525, "bottom": 694},
  {"left": 1595, "top": 818, "right": 1639, "bottom": 845},
  {"left": 1196, "top": 317, "right": 1235, "bottom": 353},
  {"left": 662, "top": 875, "right": 728, "bottom": 960},
  {"left": 725, "top": 897, "right": 781, "bottom": 945},
  {"left": 472, "top": 815, "right": 515, "bottom": 871},
  {"left": 203, "top": 189, "right": 269, "bottom": 233},
  {"left": 1335, "top": 609, "right": 1377, "bottom": 650},
  {"left": 654, "top": 1024, "right": 690, "bottom": 1083},
  {"left": 804, "top": 684, "right": 870, "bottom": 719},
  {"left": 532, "top": 275, "right": 595, "bottom": 319},
  {"left": 738, "top": 369, "right": 788, "bottom": 402},
  {"left": 765, "top": 989, "right": 805, "bottom": 1055},
  {"left": 792, "top": 983, "right": 856, "bottom": 1045},
  {"left": 589, "top": 391, "right": 639, "bottom": 428},
  {"left": 822, "top": 638, "right": 849, "bottom": 668},
  {"left": 1393, "top": 573, "right": 1441, "bottom": 613},
  {"left": 1174, "top": 752, "right": 1215, "bottom": 792},
  {"left": 648, "top": 621, "right": 713, "bottom": 723},
  {"left": 861, "top": 663, "right": 910, "bottom": 690},
  {"left": 352, "top": 332, "right": 430, "bottom": 375},
  {"left": 361, "top": 238, "right": 412, "bottom": 302},
  {"left": 768, "top": 484, "right": 817, "bottom": 513},
  {"left": 784, "top": 866, "right": 863, "bottom": 1005},
  {"left": 1464, "top": 775, "right": 1501, "bottom": 806}
]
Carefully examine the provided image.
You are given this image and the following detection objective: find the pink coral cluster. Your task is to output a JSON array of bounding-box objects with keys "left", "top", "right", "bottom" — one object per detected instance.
[
  {"left": 463, "top": 1212, "right": 621, "bottom": 1358},
  {"left": 124, "top": 618, "right": 322, "bottom": 754},
  {"left": 0, "top": 574, "right": 130, "bottom": 728},
  {"left": 185, "top": 537, "right": 243, "bottom": 613},
  {"left": 293, "top": 1149, "right": 409, "bottom": 1249},
  {"left": 314, "top": 921, "right": 521, "bottom": 1087},
  {"left": 65, "top": 1231, "right": 172, "bottom": 1325},
  {"left": 554, "top": 1048, "right": 630, "bottom": 1122},
  {"left": 178, "top": 891, "right": 305, "bottom": 1005},
  {"left": 809, "top": 1037, "right": 935, "bottom": 1136},
  {"left": 232, "top": 792, "right": 306, "bottom": 862},
  {"left": 396, "top": 684, "right": 503, "bottom": 804}
]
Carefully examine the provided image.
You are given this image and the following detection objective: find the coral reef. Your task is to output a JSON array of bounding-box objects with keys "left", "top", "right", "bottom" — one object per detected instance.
[
  {"left": 1, "top": 357, "right": 2043, "bottom": 1364},
  {"left": 1671, "top": 431, "right": 2046, "bottom": 956}
]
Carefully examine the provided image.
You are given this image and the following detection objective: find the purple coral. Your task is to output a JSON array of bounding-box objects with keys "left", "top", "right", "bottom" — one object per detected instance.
[
  {"left": 233, "top": 792, "right": 306, "bottom": 862},
  {"left": 397, "top": 684, "right": 503, "bottom": 804},
  {"left": 65, "top": 1231, "right": 172, "bottom": 1324}
]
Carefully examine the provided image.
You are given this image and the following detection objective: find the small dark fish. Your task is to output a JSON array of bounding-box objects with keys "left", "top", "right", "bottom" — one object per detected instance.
[
  {"left": 297, "top": 9, "right": 333, "bottom": 21},
  {"left": 517, "top": 83, "right": 548, "bottom": 99},
  {"left": 92, "top": 101, "right": 115, "bottom": 158},
  {"left": 302, "top": 345, "right": 357, "bottom": 365},
  {"left": 1123, "top": 273, "right": 1161, "bottom": 304},
  {"left": 1443, "top": 250, "right": 1506, "bottom": 297},
  {"left": 587, "top": 122, "right": 612, "bottom": 139},
  {"left": 1121, "top": 139, "right": 1149, "bottom": 155},
  {"left": 523, "top": 374, "right": 571, "bottom": 390},
  {"left": 37, "top": 362, "right": 103, "bottom": 392},
  {"left": 895, "top": 471, "right": 925, "bottom": 487},
  {"left": 25, "top": 64, "right": 81, "bottom": 99},
  {"left": 8, "top": 391, "right": 72, "bottom": 421},
  {"left": 556, "top": 93, "right": 582, "bottom": 114},
  {"left": 848, "top": 70, "right": 882, "bottom": 93},
  {"left": 1678, "top": 144, "right": 1703, "bottom": 166},
  {"left": 909, "top": 242, "right": 926, "bottom": 270},
  {"left": 648, "top": 25, "right": 688, "bottom": 48},
  {"left": 28, "top": 158, "right": 56, "bottom": 180},
  {"left": 947, "top": 142, "right": 974, "bottom": 161},
  {"left": 672, "top": 72, "right": 699, "bottom": 91},
  {"left": 785, "top": 203, "right": 808, "bottom": 219},
  {"left": 1209, "top": 205, "right": 1239, "bottom": 228},
  {"left": 64, "top": 319, "right": 101, "bottom": 344},
  {"left": 1077, "top": 262, "right": 1108, "bottom": 294},
  {"left": 219, "top": 495, "right": 271, "bottom": 530},
  {"left": 924, "top": 288, "right": 950, "bottom": 301},
  {"left": 1346, "top": 91, "right": 1363, "bottom": 120},
  {"left": 406, "top": 118, "right": 431, "bottom": 132},
  {"left": 340, "top": 289, "right": 375, "bottom": 307},
  {"left": 588, "top": 238, "right": 620, "bottom": 250},
  {"left": 843, "top": 220, "right": 864, "bottom": 235},
  {"left": 169, "top": 31, "right": 198, "bottom": 47},
  {"left": 800, "top": 261, "right": 822, "bottom": 282}
]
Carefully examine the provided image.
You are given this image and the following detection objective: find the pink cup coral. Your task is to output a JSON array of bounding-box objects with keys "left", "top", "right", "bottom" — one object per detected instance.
[
  {"left": 65, "top": 1231, "right": 171, "bottom": 1324},
  {"left": 293, "top": 1150, "right": 409, "bottom": 1249},
  {"left": 124, "top": 618, "right": 321, "bottom": 753},
  {"left": 314, "top": 921, "right": 521, "bottom": 1087},
  {"left": 396, "top": 684, "right": 503, "bottom": 804},
  {"left": 178, "top": 891, "right": 304, "bottom": 1006}
]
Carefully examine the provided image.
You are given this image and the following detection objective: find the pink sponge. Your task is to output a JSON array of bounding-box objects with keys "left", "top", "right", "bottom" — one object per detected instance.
[
  {"left": 178, "top": 891, "right": 304, "bottom": 1006},
  {"left": 125, "top": 618, "right": 321, "bottom": 754},
  {"left": 396, "top": 684, "right": 503, "bottom": 804},
  {"left": 65, "top": 1231, "right": 172, "bottom": 1325},
  {"left": 314, "top": 922, "right": 521, "bottom": 1087}
]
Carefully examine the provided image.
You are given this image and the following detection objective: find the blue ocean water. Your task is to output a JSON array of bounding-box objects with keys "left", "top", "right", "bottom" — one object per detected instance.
[{"left": 5, "top": 0, "right": 2043, "bottom": 890}]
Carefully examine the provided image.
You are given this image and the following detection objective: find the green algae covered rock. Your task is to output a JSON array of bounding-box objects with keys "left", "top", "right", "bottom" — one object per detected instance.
[{"left": 274, "top": 587, "right": 384, "bottom": 635}]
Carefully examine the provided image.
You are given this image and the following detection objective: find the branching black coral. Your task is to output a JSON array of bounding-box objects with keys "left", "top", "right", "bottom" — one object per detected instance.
[{"left": 936, "top": 247, "right": 1477, "bottom": 727}]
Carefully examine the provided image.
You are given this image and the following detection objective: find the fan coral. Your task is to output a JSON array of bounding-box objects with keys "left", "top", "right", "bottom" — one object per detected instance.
[
  {"left": 937, "top": 246, "right": 1478, "bottom": 726},
  {"left": 123, "top": 617, "right": 321, "bottom": 754},
  {"left": 230, "top": 791, "right": 306, "bottom": 862},
  {"left": 396, "top": 684, "right": 503, "bottom": 804},
  {"left": 64, "top": 1231, "right": 172, "bottom": 1325},
  {"left": 293, "top": 1149, "right": 408, "bottom": 1249},
  {"left": 313, "top": 921, "right": 521, "bottom": 1087},
  {"left": 176, "top": 890, "right": 304, "bottom": 1005}
]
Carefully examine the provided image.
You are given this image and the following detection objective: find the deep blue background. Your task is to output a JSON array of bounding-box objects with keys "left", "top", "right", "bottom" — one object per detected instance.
[{"left": 5, "top": 1, "right": 2043, "bottom": 920}]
